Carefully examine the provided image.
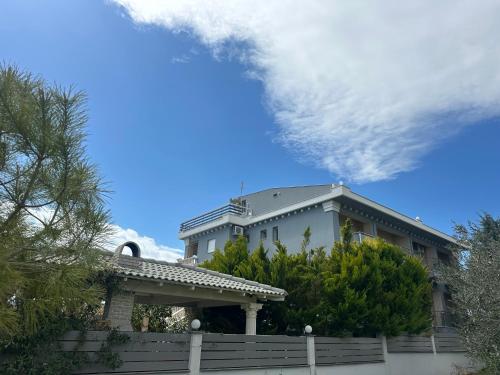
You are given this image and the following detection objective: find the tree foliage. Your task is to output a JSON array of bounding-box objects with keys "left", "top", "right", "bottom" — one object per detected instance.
[
  {"left": 131, "top": 304, "right": 173, "bottom": 332},
  {"left": 441, "top": 214, "right": 500, "bottom": 374},
  {"left": 201, "top": 223, "right": 432, "bottom": 337},
  {"left": 0, "top": 65, "right": 110, "bottom": 338}
]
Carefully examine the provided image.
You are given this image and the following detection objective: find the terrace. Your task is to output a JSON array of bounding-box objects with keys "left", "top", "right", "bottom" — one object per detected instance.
[{"left": 179, "top": 203, "right": 248, "bottom": 232}]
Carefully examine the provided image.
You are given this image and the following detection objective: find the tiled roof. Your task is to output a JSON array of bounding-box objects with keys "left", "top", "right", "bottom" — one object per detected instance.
[{"left": 108, "top": 254, "right": 287, "bottom": 299}]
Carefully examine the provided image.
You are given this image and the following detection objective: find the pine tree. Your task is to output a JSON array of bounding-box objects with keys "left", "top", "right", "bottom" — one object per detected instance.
[{"left": 0, "top": 66, "right": 110, "bottom": 337}]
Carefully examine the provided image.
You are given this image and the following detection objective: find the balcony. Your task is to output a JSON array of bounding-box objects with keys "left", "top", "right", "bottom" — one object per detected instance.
[
  {"left": 180, "top": 203, "right": 247, "bottom": 232},
  {"left": 433, "top": 310, "right": 457, "bottom": 328},
  {"left": 178, "top": 256, "right": 198, "bottom": 266},
  {"left": 352, "top": 231, "right": 375, "bottom": 243},
  {"left": 426, "top": 256, "right": 452, "bottom": 280}
]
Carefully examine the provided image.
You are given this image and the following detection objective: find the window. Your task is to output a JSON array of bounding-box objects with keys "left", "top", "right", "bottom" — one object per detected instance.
[
  {"left": 207, "top": 239, "right": 216, "bottom": 253},
  {"left": 412, "top": 242, "right": 426, "bottom": 256},
  {"left": 260, "top": 229, "right": 267, "bottom": 240},
  {"left": 272, "top": 226, "right": 279, "bottom": 242}
]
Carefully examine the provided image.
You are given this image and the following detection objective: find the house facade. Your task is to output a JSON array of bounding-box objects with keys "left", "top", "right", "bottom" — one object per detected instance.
[{"left": 178, "top": 184, "right": 456, "bottom": 327}]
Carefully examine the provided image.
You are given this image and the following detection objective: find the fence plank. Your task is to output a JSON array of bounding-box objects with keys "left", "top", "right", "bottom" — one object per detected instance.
[
  {"left": 316, "top": 348, "right": 382, "bottom": 357},
  {"left": 314, "top": 337, "right": 381, "bottom": 345},
  {"left": 434, "top": 332, "right": 465, "bottom": 353},
  {"left": 60, "top": 340, "right": 190, "bottom": 353},
  {"left": 61, "top": 331, "right": 190, "bottom": 343},
  {"left": 202, "top": 334, "right": 305, "bottom": 343},
  {"left": 314, "top": 336, "right": 384, "bottom": 366},
  {"left": 72, "top": 360, "right": 189, "bottom": 374},
  {"left": 202, "top": 342, "right": 306, "bottom": 351},
  {"left": 201, "top": 357, "right": 308, "bottom": 370},
  {"left": 386, "top": 335, "right": 433, "bottom": 353},
  {"left": 316, "top": 354, "right": 384, "bottom": 365},
  {"left": 82, "top": 351, "right": 190, "bottom": 364},
  {"left": 316, "top": 343, "right": 382, "bottom": 350},
  {"left": 202, "top": 349, "right": 308, "bottom": 360}
]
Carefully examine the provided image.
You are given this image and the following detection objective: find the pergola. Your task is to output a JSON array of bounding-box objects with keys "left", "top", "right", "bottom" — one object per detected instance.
[{"left": 103, "top": 242, "right": 286, "bottom": 334}]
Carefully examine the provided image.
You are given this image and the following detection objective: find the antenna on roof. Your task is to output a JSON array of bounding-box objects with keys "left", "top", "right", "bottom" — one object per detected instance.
[
  {"left": 240, "top": 181, "right": 244, "bottom": 196},
  {"left": 415, "top": 216, "right": 422, "bottom": 222}
]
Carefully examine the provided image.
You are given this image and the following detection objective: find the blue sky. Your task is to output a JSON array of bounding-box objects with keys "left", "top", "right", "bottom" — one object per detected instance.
[{"left": 1, "top": 0, "right": 499, "bottom": 259}]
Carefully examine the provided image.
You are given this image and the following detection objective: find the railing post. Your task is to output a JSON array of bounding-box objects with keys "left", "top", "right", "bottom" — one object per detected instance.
[
  {"left": 305, "top": 325, "right": 315, "bottom": 375},
  {"left": 189, "top": 320, "right": 202, "bottom": 375}
]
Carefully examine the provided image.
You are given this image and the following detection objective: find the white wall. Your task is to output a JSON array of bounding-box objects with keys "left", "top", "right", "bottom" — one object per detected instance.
[
  {"left": 386, "top": 352, "right": 475, "bottom": 375},
  {"left": 194, "top": 352, "right": 474, "bottom": 375}
]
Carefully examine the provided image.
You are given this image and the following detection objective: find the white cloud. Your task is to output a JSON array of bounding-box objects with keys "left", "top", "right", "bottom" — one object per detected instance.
[
  {"left": 112, "top": 0, "right": 500, "bottom": 182},
  {"left": 107, "top": 224, "right": 183, "bottom": 262},
  {"left": 171, "top": 54, "right": 190, "bottom": 64}
]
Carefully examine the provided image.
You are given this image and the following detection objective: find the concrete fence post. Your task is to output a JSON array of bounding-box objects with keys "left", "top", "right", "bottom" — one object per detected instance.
[
  {"left": 430, "top": 334, "right": 437, "bottom": 356},
  {"left": 189, "top": 320, "right": 203, "bottom": 375},
  {"left": 305, "top": 325, "right": 316, "bottom": 375},
  {"left": 380, "top": 335, "right": 391, "bottom": 375}
]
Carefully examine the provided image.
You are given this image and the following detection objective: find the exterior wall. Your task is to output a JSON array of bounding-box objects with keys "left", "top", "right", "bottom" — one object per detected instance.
[
  {"left": 246, "top": 204, "right": 339, "bottom": 255},
  {"left": 192, "top": 226, "right": 232, "bottom": 263},
  {"left": 198, "top": 352, "right": 472, "bottom": 375},
  {"left": 385, "top": 352, "right": 472, "bottom": 375},
  {"left": 240, "top": 185, "right": 333, "bottom": 216}
]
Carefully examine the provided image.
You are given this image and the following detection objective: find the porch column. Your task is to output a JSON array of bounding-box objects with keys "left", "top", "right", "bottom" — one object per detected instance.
[
  {"left": 241, "top": 303, "right": 263, "bottom": 335},
  {"left": 104, "top": 291, "right": 135, "bottom": 331}
]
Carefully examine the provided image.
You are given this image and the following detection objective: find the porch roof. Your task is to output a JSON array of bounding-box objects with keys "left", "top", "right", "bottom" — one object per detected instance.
[{"left": 108, "top": 253, "right": 286, "bottom": 301}]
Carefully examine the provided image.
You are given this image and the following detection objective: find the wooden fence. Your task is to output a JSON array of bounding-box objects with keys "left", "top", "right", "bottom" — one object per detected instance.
[
  {"left": 434, "top": 331, "right": 466, "bottom": 353},
  {"left": 386, "top": 331, "right": 465, "bottom": 354},
  {"left": 60, "top": 331, "right": 190, "bottom": 374},
  {"left": 201, "top": 334, "right": 308, "bottom": 370},
  {"left": 387, "top": 334, "right": 434, "bottom": 353},
  {"left": 54, "top": 330, "right": 466, "bottom": 374},
  {"left": 315, "top": 336, "right": 384, "bottom": 365}
]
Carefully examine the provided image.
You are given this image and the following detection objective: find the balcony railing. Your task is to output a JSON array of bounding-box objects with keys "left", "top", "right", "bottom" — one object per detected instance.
[
  {"left": 426, "top": 257, "right": 450, "bottom": 280},
  {"left": 178, "top": 256, "right": 198, "bottom": 266},
  {"left": 352, "top": 231, "right": 375, "bottom": 243},
  {"left": 180, "top": 204, "right": 247, "bottom": 232},
  {"left": 433, "top": 310, "right": 457, "bottom": 328},
  {"left": 351, "top": 231, "right": 417, "bottom": 254}
]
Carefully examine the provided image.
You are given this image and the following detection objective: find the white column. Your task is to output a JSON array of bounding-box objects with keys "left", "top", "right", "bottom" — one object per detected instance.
[{"left": 241, "top": 303, "right": 263, "bottom": 335}]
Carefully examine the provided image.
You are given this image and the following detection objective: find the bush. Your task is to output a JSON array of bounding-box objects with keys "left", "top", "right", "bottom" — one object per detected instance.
[{"left": 201, "top": 223, "right": 432, "bottom": 336}]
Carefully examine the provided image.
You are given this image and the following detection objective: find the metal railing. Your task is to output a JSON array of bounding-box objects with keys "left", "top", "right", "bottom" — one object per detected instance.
[
  {"left": 426, "top": 257, "right": 449, "bottom": 279},
  {"left": 352, "top": 232, "right": 414, "bottom": 253},
  {"left": 180, "top": 203, "right": 247, "bottom": 232},
  {"left": 433, "top": 310, "right": 457, "bottom": 328},
  {"left": 178, "top": 256, "right": 198, "bottom": 265},
  {"left": 352, "top": 231, "right": 375, "bottom": 243}
]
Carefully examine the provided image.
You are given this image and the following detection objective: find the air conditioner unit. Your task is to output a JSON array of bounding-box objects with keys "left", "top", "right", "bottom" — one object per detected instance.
[{"left": 233, "top": 225, "right": 244, "bottom": 236}]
